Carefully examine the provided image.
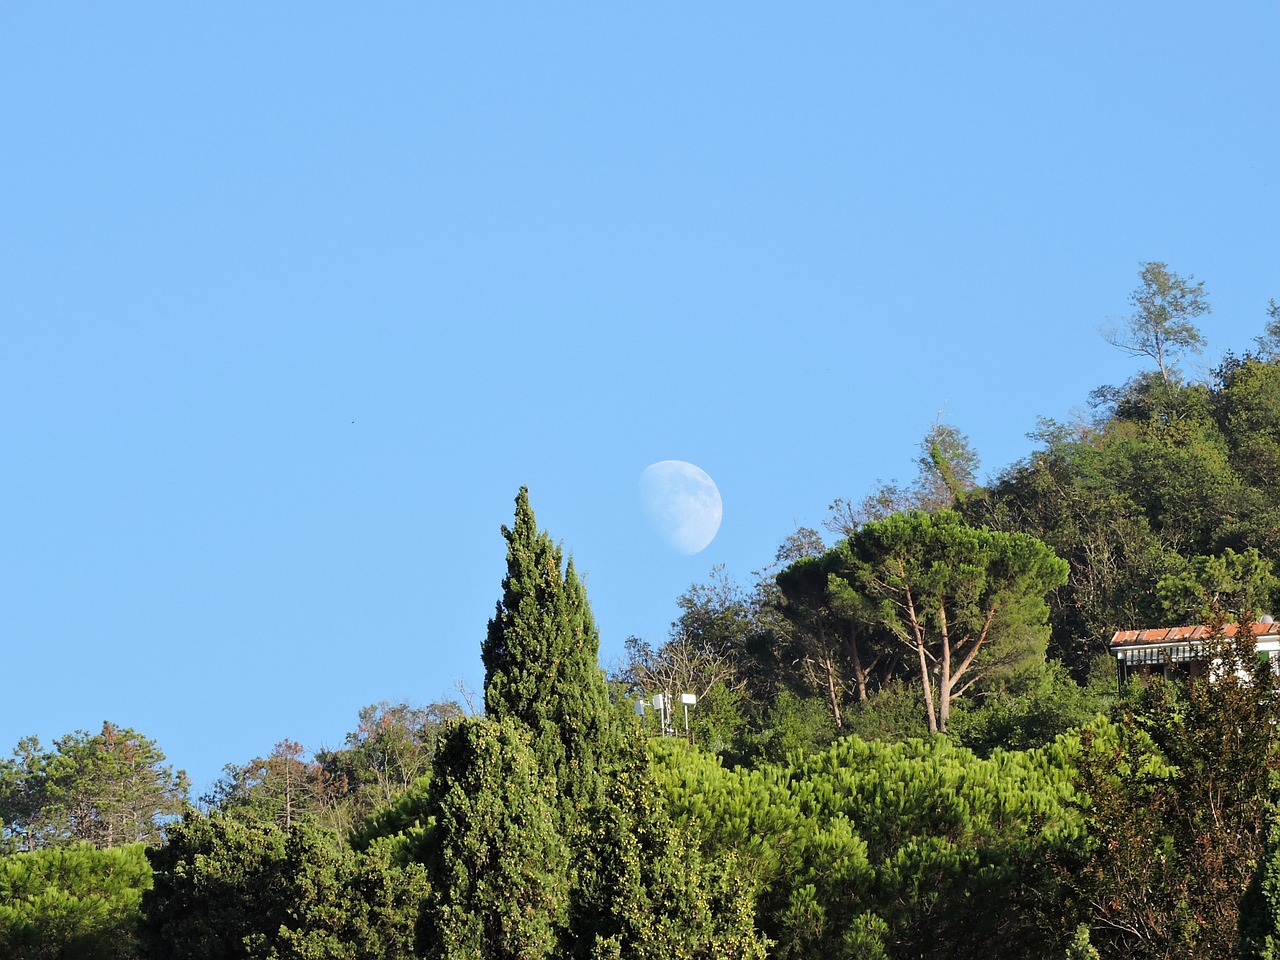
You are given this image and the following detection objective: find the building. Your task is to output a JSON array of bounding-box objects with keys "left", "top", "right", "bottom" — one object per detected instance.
[{"left": 1110, "top": 618, "right": 1280, "bottom": 684}]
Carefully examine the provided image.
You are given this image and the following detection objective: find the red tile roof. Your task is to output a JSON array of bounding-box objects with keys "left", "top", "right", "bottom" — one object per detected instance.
[{"left": 1110, "top": 621, "right": 1280, "bottom": 648}]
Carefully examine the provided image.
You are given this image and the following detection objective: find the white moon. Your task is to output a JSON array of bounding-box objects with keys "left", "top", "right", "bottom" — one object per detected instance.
[{"left": 639, "top": 461, "right": 723, "bottom": 555}]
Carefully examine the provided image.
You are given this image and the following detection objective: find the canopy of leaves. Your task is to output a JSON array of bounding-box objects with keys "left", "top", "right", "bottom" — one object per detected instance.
[
  {"left": 0, "top": 724, "right": 188, "bottom": 852},
  {"left": 0, "top": 844, "right": 150, "bottom": 960},
  {"left": 651, "top": 733, "right": 1085, "bottom": 959}
]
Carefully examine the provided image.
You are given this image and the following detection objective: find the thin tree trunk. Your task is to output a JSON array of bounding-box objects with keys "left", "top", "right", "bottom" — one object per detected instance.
[
  {"left": 845, "top": 628, "right": 868, "bottom": 703},
  {"left": 899, "top": 570, "right": 937, "bottom": 733},
  {"left": 939, "top": 603, "right": 951, "bottom": 732},
  {"left": 824, "top": 655, "right": 843, "bottom": 727}
]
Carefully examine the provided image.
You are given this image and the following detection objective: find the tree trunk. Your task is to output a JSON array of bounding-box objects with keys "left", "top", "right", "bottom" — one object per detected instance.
[
  {"left": 939, "top": 603, "right": 952, "bottom": 732},
  {"left": 845, "top": 628, "right": 868, "bottom": 703},
  {"left": 823, "top": 655, "right": 843, "bottom": 728},
  {"left": 902, "top": 577, "right": 938, "bottom": 733}
]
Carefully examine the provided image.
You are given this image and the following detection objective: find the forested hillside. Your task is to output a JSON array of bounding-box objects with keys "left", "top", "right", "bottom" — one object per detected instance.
[{"left": 6, "top": 264, "right": 1280, "bottom": 957}]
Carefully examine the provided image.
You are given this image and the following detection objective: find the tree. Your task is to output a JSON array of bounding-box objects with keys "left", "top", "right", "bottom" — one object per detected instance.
[
  {"left": 481, "top": 487, "right": 621, "bottom": 819},
  {"left": 617, "top": 566, "right": 757, "bottom": 751},
  {"left": 847, "top": 511, "right": 1068, "bottom": 733},
  {"left": 1252, "top": 298, "right": 1280, "bottom": 360},
  {"left": 774, "top": 553, "right": 853, "bottom": 727},
  {"left": 141, "top": 811, "right": 426, "bottom": 959},
  {"left": 142, "top": 812, "right": 290, "bottom": 959},
  {"left": 651, "top": 733, "right": 1088, "bottom": 959},
  {"left": 416, "top": 719, "right": 569, "bottom": 960},
  {"left": 416, "top": 487, "right": 766, "bottom": 959},
  {"left": 1242, "top": 816, "right": 1280, "bottom": 960},
  {"left": 774, "top": 545, "right": 900, "bottom": 724},
  {"left": 0, "top": 724, "right": 188, "bottom": 851},
  {"left": 317, "top": 700, "right": 462, "bottom": 819},
  {"left": 1156, "top": 548, "right": 1278, "bottom": 623},
  {"left": 0, "top": 738, "right": 50, "bottom": 854},
  {"left": 0, "top": 843, "right": 151, "bottom": 960},
  {"left": 203, "top": 739, "right": 337, "bottom": 833},
  {"left": 1103, "top": 262, "right": 1209, "bottom": 385},
  {"left": 827, "top": 422, "right": 980, "bottom": 537}
]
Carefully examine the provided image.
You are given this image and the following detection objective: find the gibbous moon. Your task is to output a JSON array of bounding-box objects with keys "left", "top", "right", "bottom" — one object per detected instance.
[{"left": 639, "top": 461, "right": 723, "bottom": 555}]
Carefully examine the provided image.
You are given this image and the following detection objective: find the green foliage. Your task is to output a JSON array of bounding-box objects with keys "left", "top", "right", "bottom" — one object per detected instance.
[
  {"left": 949, "top": 658, "right": 1113, "bottom": 757},
  {"left": 977, "top": 351, "right": 1280, "bottom": 674},
  {"left": 141, "top": 811, "right": 290, "bottom": 958},
  {"left": 653, "top": 733, "right": 1086, "bottom": 959},
  {"left": 837, "top": 680, "right": 931, "bottom": 744},
  {"left": 419, "top": 488, "right": 766, "bottom": 960},
  {"left": 203, "top": 740, "right": 333, "bottom": 834},
  {"left": 844, "top": 510, "right": 1069, "bottom": 732},
  {"left": 141, "top": 811, "right": 425, "bottom": 960},
  {"left": 973, "top": 426, "right": 1180, "bottom": 672},
  {"left": 317, "top": 701, "right": 462, "bottom": 824},
  {"left": 773, "top": 552, "right": 858, "bottom": 728},
  {"left": 1103, "top": 261, "right": 1209, "bottom": 384},
  {"left": 735, "top": 690, "right": 836, "bottom": 765},
  {"left": 481, "top": 487, "right": 621, "bottom": 819},
  {"left": 1242, "top": 816, "right": 1280, "bottom": 960},
  {"left": 268, "top": 825, "right": 428, "bottom": 960},
  {"left": 348, "top": 773, "right": 433, "bottom": 861},
  {"left": 0, "top": 843, "right": 151, "bottom": 960},
  {"left": 416, "top": 718, "right": 568, "bottom": 960},
  {"left": 577, "top": 747, "right": 768, "bottom": 960},
  {"left": 825, "top": 422, "right": 981, "bottom": 536},
  {"left": 1, "top": 724, "right": 188, "bottom": 852},
  {"left": 618, "top": 566, "right": 759, "bottom": 756},
  {"left": 1065, "top": 924, "right": 1101, "bottom": 960},
  {"left": 1042, "top": 716, "right": 1184, "bottom": 959},
  {"left": 1157, "top": 548, "right": 1278, "bottom": 623},
  {"left": 1050, "top": 626, "right": 1280, "bottom": 960}
]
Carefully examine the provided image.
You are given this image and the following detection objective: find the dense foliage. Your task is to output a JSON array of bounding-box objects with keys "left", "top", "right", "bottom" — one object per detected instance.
[
  {"left": 0, "top": 844, "right": 151, "bottom": 960},
  {"left": 8, "top": 266, "right": 1280, "bottom": 957},
  {"left": 0, "top": 724, "right": 188, "bottom": 853}
]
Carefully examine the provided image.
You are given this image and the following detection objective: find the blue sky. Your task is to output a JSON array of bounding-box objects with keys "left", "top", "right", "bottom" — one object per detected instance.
[{"left": 3, "top": 3, "right": 1278, "bottom": 792}]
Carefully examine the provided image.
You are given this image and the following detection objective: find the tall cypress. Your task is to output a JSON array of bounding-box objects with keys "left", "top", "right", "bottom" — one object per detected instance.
[
  {"left": 422, "top": 488, "right": 765, "bottom": 960},
  {"left": 481, "top": 487, "right": 619, "bottom": 816}
]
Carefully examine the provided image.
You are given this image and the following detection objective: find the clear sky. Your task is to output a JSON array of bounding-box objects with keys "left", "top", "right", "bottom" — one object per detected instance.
[{"left": 3, "top": 3, "right": 1278, "bottom": 793}]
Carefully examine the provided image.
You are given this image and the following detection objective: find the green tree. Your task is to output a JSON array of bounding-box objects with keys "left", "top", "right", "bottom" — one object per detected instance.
[
  {"left": 0, "top": 738, "right": 51, "bottom": 853},
  {"left": 773, "top": 542, "right": 906, "bottom": 725},
  {"left": 416, "top": 487, "right": 766, "bottom": 960},
  {"left": 1103, "top": 261, "right": 1209, "bottom": 385},
  {"left": 0, "top": 843, "right": 151, "bottom": 960},
  {"left": 1252, "top": 298, "right": 1280, "bottom": 360},
  {"left": 1242, "top": 816, "right": 1280, "bottom": 960},
  {"left": 1157, "top": 547, "right": 1278, "bottom": 623},
  {"left": 142, "top": 811, "right": 425, "bottom": 959},
  {"left": 0, "top": 725, "right": 188, "bottom": 851},
  {"left": 317, "top": 700, "right": 462, "bottom": 822},
  {"left": 481, "top": 487, "right": 621, "bottom": 817},
  {"left": 617, "top": 567, "right": 757, "bottom": 753},
  {"left": 142, "top": 812, "right": 289, "bottom": 959},
  {"left": 416, "top": 719, "right": 568, "bottom": 960},
  {"left": 203, "top": 739, "right": 338, "bottom": 833},
  {"left": 846, "top": 510, "right": 1068, "bottom": 733},
  {"left": 827, "top": 422, "right": 980, "bottom": 537},
  {"left": 652, "top": 732, "right": 1087, "bottom": 959},
  {"left": 1057, "top": 624, "right": 1280, "bottom": 960},
  {"left": 973, "top": 422, "right": 1181, "bottom": 673}
]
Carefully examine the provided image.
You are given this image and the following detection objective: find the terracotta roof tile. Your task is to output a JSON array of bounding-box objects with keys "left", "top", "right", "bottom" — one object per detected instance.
[{"left": 1110, "top": 621, "right": 1280, "bottom": 648}]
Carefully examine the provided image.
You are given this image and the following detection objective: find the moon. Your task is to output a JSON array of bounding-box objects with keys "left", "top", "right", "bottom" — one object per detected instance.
[{"left": 639, "top": 461, "right": 723, "bottom": 555}]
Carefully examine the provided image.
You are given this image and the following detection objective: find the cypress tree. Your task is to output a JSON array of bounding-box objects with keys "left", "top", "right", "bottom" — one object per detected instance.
[
  {"left": 418, "top": 719, "right": 569, "bottom": 960},
  {"left": 481, "top": 487, "right": 620, "bottom": 817},
  {"left": 421, "top": 488, "right": 765, "bottom": 960}
]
